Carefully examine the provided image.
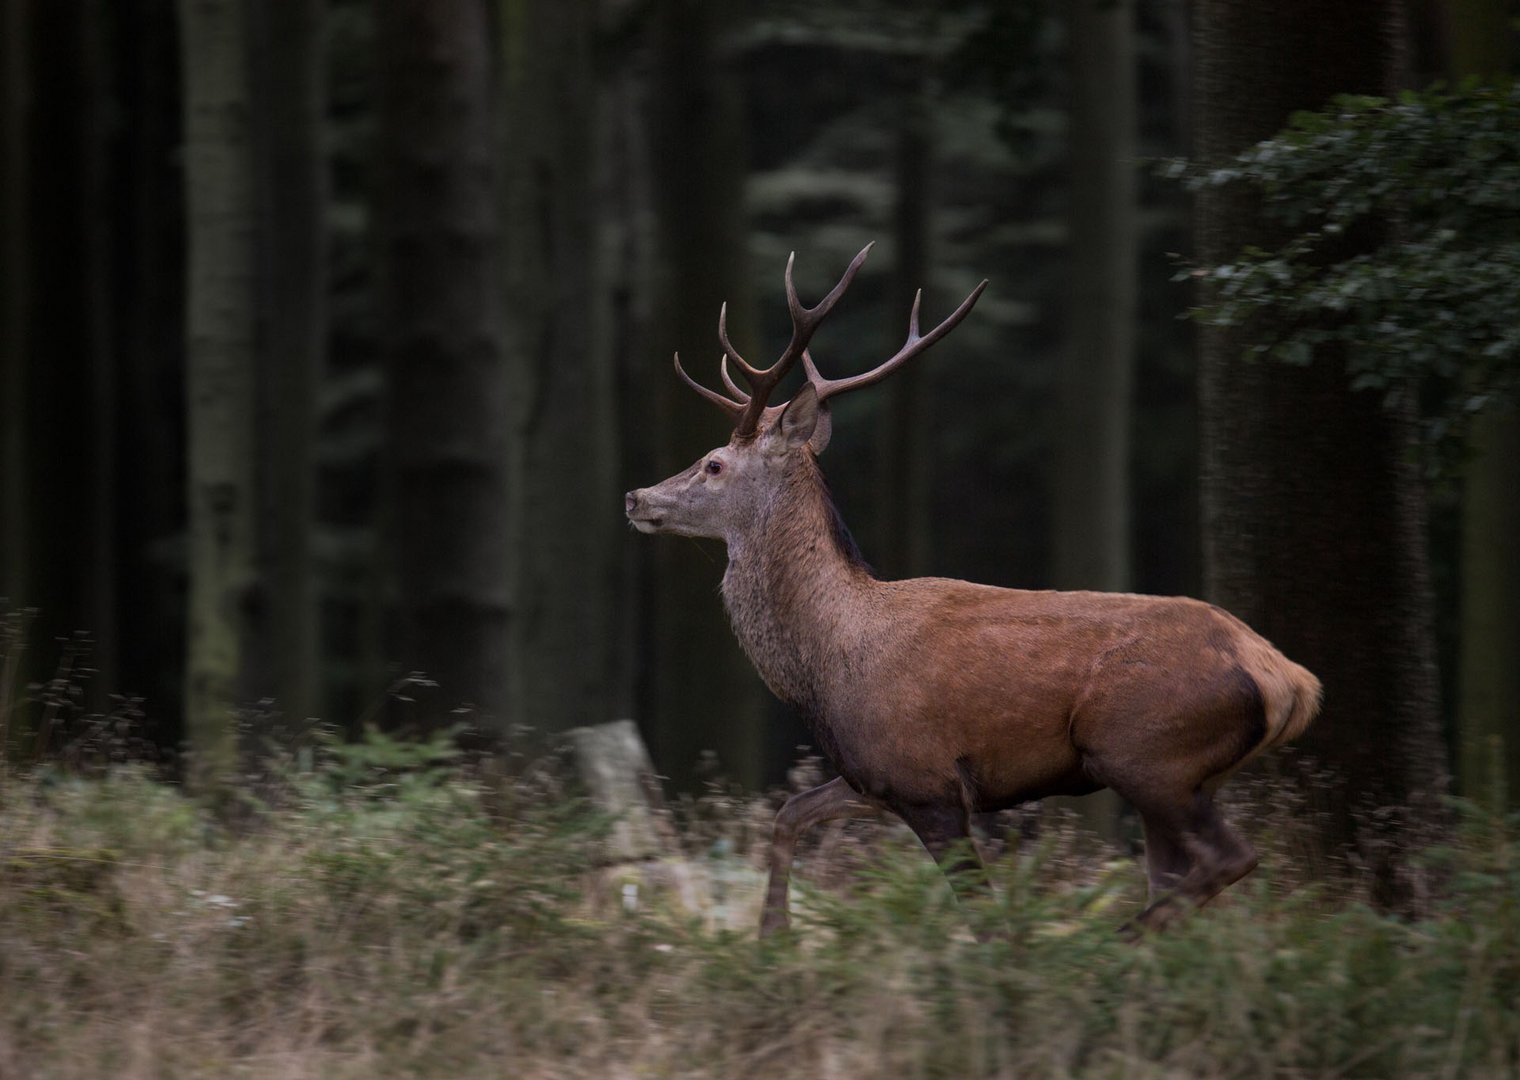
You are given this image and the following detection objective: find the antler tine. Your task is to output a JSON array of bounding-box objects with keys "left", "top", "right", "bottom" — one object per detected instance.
[
  {"left": 719, "top": 356, "right": 751, "bottom": 403},
  {"left": 801, "top": 346, "right": 823, "bottom": 386},
  {"left": 807, "top": 278, "right": 989, "bottom": 405},
  {"left": 717, "top": 302, "right": 763, "bottom": 382},
  {"left": 673, "top": 352, "right": 745, "bottom": 421},
  {"left": 732, "top": 243, "right": 875, "bottom": 437},
  {"left": 784, "top": 242, "right": 873, "bottom": 353}
]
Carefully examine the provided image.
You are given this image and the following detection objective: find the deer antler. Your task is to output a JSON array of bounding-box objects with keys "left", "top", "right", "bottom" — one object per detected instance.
[
  {"left": 801, "top": 280, "right": 989, "bottom": 408},
  {"left": 673, "top": 352, "right": 745, "bottom": 423},
  {"left": 674, "top": 245, "right": 987, "bottom": 438},
  {"left": 674, "top": 244, "right": 875, "bottom": 438}
]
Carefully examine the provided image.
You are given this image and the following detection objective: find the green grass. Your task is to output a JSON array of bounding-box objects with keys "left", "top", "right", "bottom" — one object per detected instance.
[{"left": 1, "top": 741, "right": 1517, "bottom": 1078}]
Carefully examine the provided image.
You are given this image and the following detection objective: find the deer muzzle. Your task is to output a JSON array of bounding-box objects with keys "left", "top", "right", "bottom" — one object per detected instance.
[{"left": 624, "top": 489, "right": 663, "bottom": 533}]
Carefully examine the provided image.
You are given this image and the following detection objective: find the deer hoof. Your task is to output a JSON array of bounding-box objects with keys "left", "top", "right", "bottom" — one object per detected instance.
[{"left": 1127, "top": 894, "right": 1185, "bottom": 936}]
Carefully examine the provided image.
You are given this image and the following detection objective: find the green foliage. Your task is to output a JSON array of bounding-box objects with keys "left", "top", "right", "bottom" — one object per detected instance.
[
  {"left": 1176, "top": 83, "right": 1520, "bottom": 458},
  {"left": 3, "top": 753, "right": 1520, "bottom": 1076},
  {"left": 293, "top": 721, "right": 465, "bottom": 799}
]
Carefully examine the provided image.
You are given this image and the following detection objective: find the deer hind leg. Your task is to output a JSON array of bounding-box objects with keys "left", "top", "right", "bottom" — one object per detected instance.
[
  {"left": 1127, "top": 788, "right": 1258, "bottom": 932},
  {"left": 761, "top": 776, "right": 879, "bottom": 938},
  {"left": 1140, "top": 814, "right": 1192, "bottom": 900}
]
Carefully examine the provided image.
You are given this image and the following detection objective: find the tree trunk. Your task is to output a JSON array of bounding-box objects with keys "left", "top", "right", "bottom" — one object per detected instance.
[
  {"left": 1053, "top": 0, "right": 1138, "bottom": 842},
  {"left": 377, "top": 0, "right": 511, "bottom": 727},
  {"left": 0, "top": 1, "right": 118, "bottom": 720},
  {"left": 875, "top": 42, "right": 935, "bottom": 581},
  {"left": 7, "top": 0, "right": 183, "bottom": 745},
  {"left": 180, "top": 0, "right": 259, "bottom": 789},
  {"left": 115, "top": 0, "right": 186, "bottom": 745},
  {"left": 79, "top": 1, "right": 117, "bottom": 702},
  {"left": 500, "top": 0, "right": 623, "bottom": 737},
  {"left": 0, "top": 0, "right": 29, "bottom": 615},
  {"left": 1460, "top": 417, "right": 1520, "bottom": 811},
  {"left": 1194, "top": 0, "right": 1447, "bottom": 900},
  {"left": 248, "top": 0, "right": 325, "bottom": 729},
  {"left": 599, "top": 25, "right": 655, "bottom": 765},
  {"left": 1447, "top": 0, "right": 1520, "bottom": 814},
  {"left": 1055, "top": 0, "right": 1136, "bottom": 593},
  {"left": 645, "top": 0, "right": 766, "bottom": 788}
]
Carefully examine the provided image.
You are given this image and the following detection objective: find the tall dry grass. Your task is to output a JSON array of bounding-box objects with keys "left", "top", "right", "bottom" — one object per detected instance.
[{"left": 1, "top": 733, "right": 1517, "bottom": 1078}]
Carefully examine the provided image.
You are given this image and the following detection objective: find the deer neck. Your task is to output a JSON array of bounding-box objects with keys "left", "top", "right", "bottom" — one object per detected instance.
[{"left": 721, "top": 456, "right": 873, "bottom": 717}]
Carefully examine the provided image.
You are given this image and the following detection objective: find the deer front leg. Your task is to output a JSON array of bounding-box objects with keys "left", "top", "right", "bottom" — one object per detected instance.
[
  {"left": 894, "top": 799, "right": 993, "bottom": 904},
  {"left": 761, "top": 776, "right": 878, "bottom": 937}
]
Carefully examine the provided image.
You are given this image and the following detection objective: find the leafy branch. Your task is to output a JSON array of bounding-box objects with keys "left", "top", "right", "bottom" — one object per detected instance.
[{"left": 1171, "top": 82, "right": 1520, "bottom": 458}]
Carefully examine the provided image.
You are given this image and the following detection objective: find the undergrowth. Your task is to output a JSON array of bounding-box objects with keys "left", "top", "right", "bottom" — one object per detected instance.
[{"left": 1, "top": 735, "right": 1516, "bottom": 1078}]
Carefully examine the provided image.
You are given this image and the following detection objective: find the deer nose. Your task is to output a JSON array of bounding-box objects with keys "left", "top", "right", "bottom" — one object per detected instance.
[{"left": 624, "top": 490, "right": 639, "bottom": 514}]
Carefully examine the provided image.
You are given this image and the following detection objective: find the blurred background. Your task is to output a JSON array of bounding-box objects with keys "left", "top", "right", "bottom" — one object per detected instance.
[{"left": 0, "top": 0, "right": 1515, "bottom": 856}]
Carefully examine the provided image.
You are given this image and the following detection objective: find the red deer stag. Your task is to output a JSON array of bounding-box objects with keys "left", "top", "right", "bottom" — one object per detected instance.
[{"left": 625, "top": 245, "right": 1321, "bottom": 937}]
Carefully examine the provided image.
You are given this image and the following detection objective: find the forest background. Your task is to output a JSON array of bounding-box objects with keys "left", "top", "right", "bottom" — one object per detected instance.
[
  {"left": 5, "top": 0, "right": 1520, "bottom": 1073},
  {"left": 2, "top": 0, "right": 1518, "bottom": 874}
]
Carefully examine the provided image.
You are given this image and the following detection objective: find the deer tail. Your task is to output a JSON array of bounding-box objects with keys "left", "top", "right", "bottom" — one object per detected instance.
[{"left": 1257, "top": 657, "right": 1322, "bottom": 753}]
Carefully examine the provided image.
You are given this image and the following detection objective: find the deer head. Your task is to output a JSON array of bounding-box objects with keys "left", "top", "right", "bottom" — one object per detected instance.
[{"left": 624, "top": 244, "right": 988, "bottom": 543}]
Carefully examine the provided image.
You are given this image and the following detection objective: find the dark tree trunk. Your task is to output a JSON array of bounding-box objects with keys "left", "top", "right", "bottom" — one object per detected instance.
[
  {"left": 0, "top": 0, "right": 30, "bottom": 616},
  {"left": 376, "top": 0, "right": 511, "bottom": 726},
  {"left": 874, "top": 42, "right": 934, "bottom": 581},
  {"left": 1055, "top": 0, "right": 1136, "bottom": 594},
  {"left": 1194, "top": 1, "right": 1447, "bottom": 899},
  {"left": 1447, "top": 0, "right": 1520, "bottom": 814},
  {"left": 114, "top": 0, "right": 186, "bottom": 744},
  {"left": 501, "top": 0, "right": 624, "bottom": 736},
  {"left": 6, "top": 0, "right": 183, "bottom": 747},
  {"left": 599, "top": 19, "right": 656, "bottom": 763},
  {"left": 644, "top": 0, "right": 766, "bottom": 788},
  {"left": 80, "top": 2, "right": 117, "bottom": 701},
  {"left": 248, "top": 0, "right": 325, "bottom": 728},
  {"left": 1053, "top": 0, "right": 1138, "bottom": 841},
  {"left": 4, "top": 0, "right": 119, "bottom": 723}
]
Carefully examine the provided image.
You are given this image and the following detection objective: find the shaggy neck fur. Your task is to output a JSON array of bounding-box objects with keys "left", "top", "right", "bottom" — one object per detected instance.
[{"left": 721, "top": 452, "right": 875, "bottom": 719}]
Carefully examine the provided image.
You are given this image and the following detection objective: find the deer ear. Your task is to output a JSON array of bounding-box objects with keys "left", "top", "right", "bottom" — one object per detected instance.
[
  {"left": 776, "top": 382, "right": 822, "bottom": 451},
  {"left": 807, "top": 407, "right": 833, "bottom": 454}
]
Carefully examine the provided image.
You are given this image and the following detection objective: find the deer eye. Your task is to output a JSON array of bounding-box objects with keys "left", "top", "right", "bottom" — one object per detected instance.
[{"left": 704, "top": 459, "right": 723, "bottom": 476}]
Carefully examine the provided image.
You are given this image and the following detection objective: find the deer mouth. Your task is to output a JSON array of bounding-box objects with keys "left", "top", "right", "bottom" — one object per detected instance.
[{"left": 628, "top": 515, "right": 663, "bottom": 534}]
